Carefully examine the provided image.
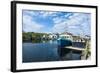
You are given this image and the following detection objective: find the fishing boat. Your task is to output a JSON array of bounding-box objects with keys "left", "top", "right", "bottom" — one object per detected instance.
[{"left": 57, "top": 35, "right": 73, "bottom": 48}]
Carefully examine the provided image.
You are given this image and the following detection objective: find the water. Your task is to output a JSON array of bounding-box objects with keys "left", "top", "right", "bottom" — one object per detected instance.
[{"left": 22, "top": 40, "right": 82, "bottom": 63}]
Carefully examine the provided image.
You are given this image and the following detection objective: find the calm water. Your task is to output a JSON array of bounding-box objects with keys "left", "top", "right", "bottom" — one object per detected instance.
[{"left": 22, "top": 40, "right": 81, "bottom": 63}]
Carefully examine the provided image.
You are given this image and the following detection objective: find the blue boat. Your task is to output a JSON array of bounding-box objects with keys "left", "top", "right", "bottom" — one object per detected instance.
[{"left": 57, "top": 35, "right": 72, "bottom": 48}]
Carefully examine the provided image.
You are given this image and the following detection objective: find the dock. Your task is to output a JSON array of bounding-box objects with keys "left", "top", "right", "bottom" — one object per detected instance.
[{"left": 64, "top": 46, "right": 85, "bottom": 52}]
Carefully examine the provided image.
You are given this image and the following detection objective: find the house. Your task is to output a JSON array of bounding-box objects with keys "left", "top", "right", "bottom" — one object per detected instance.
[
  {"left": 42, "top": 34, "right": 49, "bottom": 40},
  {"left": 72, "top": 35, "right": 86, "bottom": 42},
  {"left": 49, "top": 33, "right": 59, "bottom": 40},
  {"left": 85, "top": 35, "right": 91, "bottom": 40}
]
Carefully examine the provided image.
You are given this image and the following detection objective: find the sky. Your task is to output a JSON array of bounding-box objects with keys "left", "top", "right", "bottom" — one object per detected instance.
[{"left": 22, "top": 10, "right": 91, "bottom": 36}]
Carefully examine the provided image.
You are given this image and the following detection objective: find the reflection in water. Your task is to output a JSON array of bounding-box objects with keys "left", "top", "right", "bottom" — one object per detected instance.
[{"left": 23, "top": 40, "right": 81, "bottom": 63}]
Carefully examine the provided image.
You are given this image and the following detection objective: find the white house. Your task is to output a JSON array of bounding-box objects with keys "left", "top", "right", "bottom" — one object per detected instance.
[{"left": 49, "top": 33, "right": 59, "bottom": 40}]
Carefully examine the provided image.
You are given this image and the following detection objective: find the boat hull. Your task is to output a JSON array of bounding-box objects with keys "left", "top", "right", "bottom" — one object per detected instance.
[{"left": 57, "top": 39, "right": 72, "bottom": 48}]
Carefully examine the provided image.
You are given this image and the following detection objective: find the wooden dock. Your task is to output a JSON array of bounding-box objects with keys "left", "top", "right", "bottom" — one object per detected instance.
[{"left": 64, "top": 46, "right": 85, "bottom": 51}]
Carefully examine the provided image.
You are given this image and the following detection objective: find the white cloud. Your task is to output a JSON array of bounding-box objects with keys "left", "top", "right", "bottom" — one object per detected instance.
[
  {"left": 24, "top": 10, "right": 58, "bottom": 18},
  {"left": 52, "top": 13, "right": 70, "bottom": 24},
  {"left": 39, "top": 11, "right": 58, "bottom": 18},
  {"left": 64, "top": 13, "right": 73, "bottom": 18},
  {"left": 23, "top": 10, "right": 59, "bottom": 33},
  {"left": 23, "top": 14, "right": 44, "bottom": 32},
  {"left": 52, "top": 21, "right": 68, "bottom": 33},
  {"left": 52, "top": 13, "right": 91, "bottom": 35},
  {"left": 23, "top": 10, "right": 38, "bottom": 16},
  {"left": 53, "top": 17, "right": 63, "bottom": 24}
]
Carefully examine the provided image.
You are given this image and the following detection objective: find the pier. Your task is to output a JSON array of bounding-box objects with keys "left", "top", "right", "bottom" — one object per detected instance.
[
  {"left": 64, "top": 46, "right": 85, "bottom": 52},
  {"left": 59, "top": 42, "right": 86, "bottom": 60}
]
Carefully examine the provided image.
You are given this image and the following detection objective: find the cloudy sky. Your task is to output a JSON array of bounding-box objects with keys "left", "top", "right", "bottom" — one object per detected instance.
[{"left": 22, "top": 10, "right": 91, "bottom": 36}]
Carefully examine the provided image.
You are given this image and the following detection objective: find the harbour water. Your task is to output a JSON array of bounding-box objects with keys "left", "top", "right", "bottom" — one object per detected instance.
[{"left": 22, "top": 40, "right": 82, "bottom": 63}]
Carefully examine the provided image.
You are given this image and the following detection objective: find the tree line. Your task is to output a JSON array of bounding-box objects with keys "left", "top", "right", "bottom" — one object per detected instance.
[{"left": 22, "top": 32, "right": 49, "bottom": 43}]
